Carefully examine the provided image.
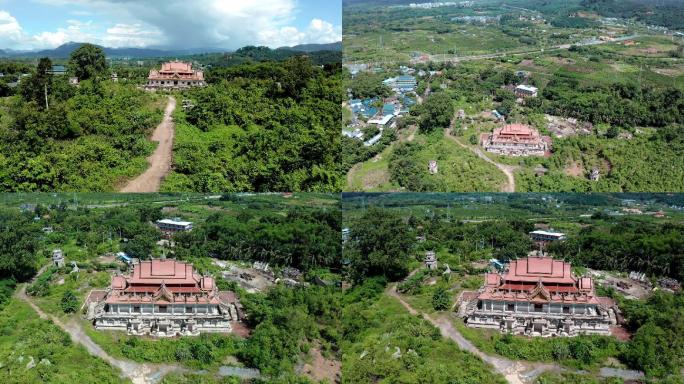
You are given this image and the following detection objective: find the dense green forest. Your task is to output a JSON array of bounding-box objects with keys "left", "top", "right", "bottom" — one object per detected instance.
[
  {"left": 189, "top": 45, "right": 341, "bottom": 68},
  {"left": 173, "top": 208, "right": 341, "bottom": 271},
  {"left": 530, "top": 72, "right": 683, "bottom": 128},
  {"left": 0, "top": 44, "right": 164, "bottom": 191},
  {"left": 580, "top": 0, "right": 684, "bottom": 30},
  {"left": 162, "top": 56, "right": 342, "bottom": 192},
  {"left": 548, "top": 218, "right": 684, "bottom": 281},
  {"left": 0, "top": 43, "right": 343, "bottom": 192}
]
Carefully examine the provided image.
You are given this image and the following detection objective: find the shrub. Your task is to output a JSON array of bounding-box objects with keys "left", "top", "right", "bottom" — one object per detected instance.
[
  {"left": 60, "top": 290, "right": 79, "bottom": 313},
  {"left": 432, "top": 287, "right": 450, "bottom": 311}
]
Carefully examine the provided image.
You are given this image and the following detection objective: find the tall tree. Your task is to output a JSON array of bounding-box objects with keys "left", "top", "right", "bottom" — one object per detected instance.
[
  {"left": 345, "top": 207, "right": 414, "bottom": 282},
  {"left": 68, "top": 43, "right": 106, "bottom": 80},
  {"left": 20, "top": 57, "right": 52, "bottom": 109},
  {"left": 419, "top": 92, "right": 455, "bottom": 132}
]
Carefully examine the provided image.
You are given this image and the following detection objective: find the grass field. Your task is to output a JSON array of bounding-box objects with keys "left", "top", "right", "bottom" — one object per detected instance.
[
  {"left": 343, "top": 2, "right": 610, "bottom": 63},
  {"left": 0, "top": 298, "right": 128, "bottom": 383},
  {"left": 346, "top": 140, "right": 400, "bottom": 191},
  {"left": 346, "top": 130, "right": 507, "bottom": 192},
  {"left": 341, "top": 293, "right": 507, "bottom": 383}
]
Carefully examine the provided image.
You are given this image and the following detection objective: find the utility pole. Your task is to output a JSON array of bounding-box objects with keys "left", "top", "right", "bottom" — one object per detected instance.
[{"left": 44, "top": 83, "right": 49, "bottom": 110}]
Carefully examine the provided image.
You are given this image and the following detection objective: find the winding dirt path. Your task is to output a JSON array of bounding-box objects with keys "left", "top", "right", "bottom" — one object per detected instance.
[
  {"left": 445, "top": 121, "right": 516, "bottom": 192},
  {"left": 387, "top": 284, "right": 541, "bottom": 384},
  {"left": 15, "top": 267, "right": 186, "bottom": 384},
  {"left": 387, "top": 282, "right": 644, "bottom": 384},
  {"left": 121, "top": 96, "right": 177, "bottom": 193}
]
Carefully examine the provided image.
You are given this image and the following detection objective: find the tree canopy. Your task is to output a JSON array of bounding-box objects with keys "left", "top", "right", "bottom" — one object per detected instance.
[{"left": 68, "top": 43, "right": 107, "bottom": 80}]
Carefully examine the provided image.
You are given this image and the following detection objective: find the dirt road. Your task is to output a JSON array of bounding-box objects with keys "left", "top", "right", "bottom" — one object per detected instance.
[
  {"left": 387, "top": 283, "right": 645, "bottom": 383},
  {"left": 121, "top": 96, "right": 177, "bottom": 193},
  {"left": 15, "top": 267, "right": 185, "bottom": 384},
  {"left": 15, "top": 266, "right": 264, "bottom": 384},
  {"left": 387, "top": 284, "right": 540, "bottom": 384},
  {"left": 444, "top": 126, "right": 516, "bottom": 192}
]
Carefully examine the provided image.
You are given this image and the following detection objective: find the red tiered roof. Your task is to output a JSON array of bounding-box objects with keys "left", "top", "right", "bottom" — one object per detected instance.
[
  {"left": 148, "top": 61, "right": 204, "bottom": 81},
  {"left": 105, "top": 259, "right": 222, "bottom": 305},
  {"left": 129, "top": 259, "right": 201, "bottom": 285},
  {"left": 491, "top": 124, "right": 542, "bottom": 144},
  {"left": 160, "top": 62, "right": 193, "bottom": 74},
  {"left": 477, "top": 256, "right": 600, "bottom": 305},
  {"left": 503, "top": 256, "right": 575, "bottom": 284}
]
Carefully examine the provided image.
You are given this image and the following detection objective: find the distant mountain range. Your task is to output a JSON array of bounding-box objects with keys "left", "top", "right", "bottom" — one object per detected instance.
[
  {"left": 278, "top": 42, "right": 342, "bottom": 52},
  {"left": 0, "top": 41, "right": 342, "bottom": 59}
]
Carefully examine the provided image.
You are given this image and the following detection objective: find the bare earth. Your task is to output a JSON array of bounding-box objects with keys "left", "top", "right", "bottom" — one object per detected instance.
[
  {"left": 299, "top": 343, "right": 341, "bottom": 384},
  {"left": 121, "top": 96, "right": 177, "bottom": 193}
]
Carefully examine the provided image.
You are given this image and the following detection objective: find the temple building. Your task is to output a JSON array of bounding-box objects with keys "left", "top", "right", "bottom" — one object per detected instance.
[
  {"left": 145, "top": 61, "right": 205, "bottom": 90},
  {"left": 480, "top": 124, "right": 551, "bottom": 156},
  {"left": 458, "top": 256, "right": 617, "bottom": 337},
  {"left": 86, "top": 259, "right": 241, "bottom": 337}
]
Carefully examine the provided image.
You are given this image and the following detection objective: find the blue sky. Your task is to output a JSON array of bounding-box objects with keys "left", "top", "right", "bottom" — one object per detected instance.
[{"left": 0, "top": 0, "right": 342, "bottom": 50}]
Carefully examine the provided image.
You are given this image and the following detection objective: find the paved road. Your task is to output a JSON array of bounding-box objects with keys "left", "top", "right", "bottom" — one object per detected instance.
[
  {"left": 121, "top": 96, "right": 177, "bottom": 193},
  {"left": 387, "top": 282, "right": 645, "bottom": 384},
  {"left": 426, "top": 34, "right": 640, "bottom": 64}
]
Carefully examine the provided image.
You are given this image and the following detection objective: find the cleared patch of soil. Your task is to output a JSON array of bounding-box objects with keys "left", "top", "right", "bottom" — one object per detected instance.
[
  {"left": 362, "top": 169, "right": 391, "bottom": 190},
  {"left": 300, "top": 344, "right": 341, "bottom": 384},
  {"left": 549, "top": 57, "right": 576, "bottom": 65},
  {"left": 564, "top": 161, "right": 584, "bottom": 177}
]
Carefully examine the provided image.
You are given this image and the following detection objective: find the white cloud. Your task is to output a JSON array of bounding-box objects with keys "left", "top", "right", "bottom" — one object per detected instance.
[
  {"left": 257, "top": 18, "right": 341, "bottom": 48},
  {"left": 0, "top": 10, "right": 23, "bottom": 45},
  {"left": 103, "top": 23, "right": 163, "bottom": 48},
  {"left": 0, "top": 9, "right": 100, "bottom": 49},
  {"left": 30, "top": 19, "right": 98, "bottom": 49},
  {"left": 306, "top": 18, "right": 342, "bottom": 43},
  {"left": 0, "top": 1, "right": 341, "bottom": 50}
]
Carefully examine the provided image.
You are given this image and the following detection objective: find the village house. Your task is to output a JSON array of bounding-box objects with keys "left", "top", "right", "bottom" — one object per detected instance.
[
  {"left": 47, "top": 65, "right": 66, "bottom": 76},
  {"left": 481, "top": 124, "right": 551, "bottom": 157},
  {"left": 383, "top": 75, "right": 417, "bottom": 92},
  {"left": 515, "top": 84, "right": 538, "bottom": 98},
  {"left": 156, "top": 218, "right": 193, "bottom": 237},
  {"left": 145, "top": 61, "right": 205, "bottom": 91},
  {"left": 86, "top": 259, "right": 241, "bottom": 337},
  {"left": 529, "top": 230, "right": 566, "bottom": 249},
  {"left": 458, "top": 255, "right": 617, "bottom": 337}
]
